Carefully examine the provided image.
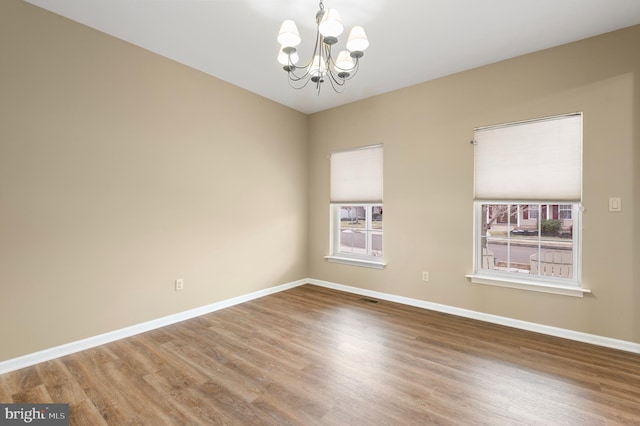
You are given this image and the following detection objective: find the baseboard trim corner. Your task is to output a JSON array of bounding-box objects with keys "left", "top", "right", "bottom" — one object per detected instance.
[{"left": 306, "top": 278, "right": 640, "bottom": 355}]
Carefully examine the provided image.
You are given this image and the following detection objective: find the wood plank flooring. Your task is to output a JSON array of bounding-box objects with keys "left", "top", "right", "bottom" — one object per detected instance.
[{"left": 1, "top": 284, "right": 639, "bottom": 425}]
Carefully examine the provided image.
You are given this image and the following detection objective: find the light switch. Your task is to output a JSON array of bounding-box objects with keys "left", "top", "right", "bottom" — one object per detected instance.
[{"left": 609, "top": 197, "right": 622, "bottom": 212}]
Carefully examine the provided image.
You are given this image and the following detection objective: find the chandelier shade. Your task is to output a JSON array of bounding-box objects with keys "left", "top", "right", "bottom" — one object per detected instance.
[
  {"left": 318, "top": 9, "right": 343, "bottom": 38},
  {"left": 277, "top": 20, "right": 301, "bottom": 47},
  {"left": 276, "top": 0, "right": 369, "bottom": 93},
  {"left": 346, "top": 26, "right": 369, "bottom": 52},
  {"left": 335, "top": 51, "right": 354, "bottom": 72}
]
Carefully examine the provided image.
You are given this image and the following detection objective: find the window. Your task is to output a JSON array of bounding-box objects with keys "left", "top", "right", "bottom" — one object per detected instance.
[
  {"left": 527, "top": 204, "right": 539, "bottom": 219},
  {"left": 559, "top": 204, "right": 572, "bottom": 220},
  {"left": 335, "top": 205, "right": 383, "bottom": 257},
  {"left": 327, "top": 145, "right": 384, "bottom": 268},
  {"left": 479, "top": 201, "right": 577, "bottom": 276},
  {"left": 470, "top": 113, "right": 587, "bottom": 296}
]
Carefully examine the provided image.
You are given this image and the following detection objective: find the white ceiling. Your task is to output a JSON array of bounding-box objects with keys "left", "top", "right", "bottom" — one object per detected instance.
[{"left": 24, "top": 0, "right": 640, "bottom": 114}]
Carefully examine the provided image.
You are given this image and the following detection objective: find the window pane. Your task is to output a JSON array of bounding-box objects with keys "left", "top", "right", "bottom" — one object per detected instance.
[
  {"left": 479, "top": 202, "right": 575, "bottom": 279},
  {"left": 337, "top": 204, "right": 383, "bottom": 258},
  {"left": 339, "top": 207, "right": 365, "bottom": 255},
  {"left": 339, "top": 228, "right": 355, "bottom": 253},
  {"left": 372, "top": 206, "right": 383, "bottom": 230},
  {"left": 530, "top": 245, "right": 573, "bottom": 279},
  {"left": 349, "top": 230, "right": 367, "bottom": 255},
  {"left": 340, "top": 206, "right": 365, "bottom": 229},
  {"left": 371, "top": 232, "right": 383, "bottom": 257},
  {"left": 338, "top": 205, "right": 366, "bottom": 255}
]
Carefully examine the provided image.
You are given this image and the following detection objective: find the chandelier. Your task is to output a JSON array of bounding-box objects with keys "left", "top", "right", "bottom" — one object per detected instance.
[{"left": 276, "top": 0, "right": 369, "bottom": 93}]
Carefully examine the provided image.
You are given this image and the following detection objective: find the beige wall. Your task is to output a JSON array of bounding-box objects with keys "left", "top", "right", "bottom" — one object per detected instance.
[
  {"left": 0, "top": 0, "right": 308, "bottom": 361},
  {"left": 2, "top": 0, "right": 638, "bottom": 364},
  {"left": 309, "top": 26, "right": 640, "bottom": 343}
]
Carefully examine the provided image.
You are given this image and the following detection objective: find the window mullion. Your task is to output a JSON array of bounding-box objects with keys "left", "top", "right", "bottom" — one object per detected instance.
[
  {"left": 506, "top": 203, "right": 511, "bottom": 270},
  {"left": 536, "top": 203, "right": 541, "bottom": 277},
  {"left": 366, "top": 204, "right": 372, "bottom": 256}
]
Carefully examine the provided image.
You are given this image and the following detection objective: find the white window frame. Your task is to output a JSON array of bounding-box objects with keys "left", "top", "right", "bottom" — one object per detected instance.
[
  {"left": 471, "top": 201, "right": 586, "bottom": 296},
  {"left": 468, "top": 113, "right": 589, "bottom": 297},
  {"left": 326, "top": 203, "right": 384, "bottom": 268}
]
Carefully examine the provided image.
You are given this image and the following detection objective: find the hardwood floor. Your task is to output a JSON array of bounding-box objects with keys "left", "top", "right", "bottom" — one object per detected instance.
[{"left": 2, "top": 284, "right": 639, "bottom": 425}]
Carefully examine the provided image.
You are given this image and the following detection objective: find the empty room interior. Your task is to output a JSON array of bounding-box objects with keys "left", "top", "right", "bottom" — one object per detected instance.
[{"left": 1, "top": 0, "right": 640, "bottom": 424}]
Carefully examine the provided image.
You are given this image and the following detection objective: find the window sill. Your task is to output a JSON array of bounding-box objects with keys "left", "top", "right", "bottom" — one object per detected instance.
[
  {"left": 466, "top": 274, "right": 591, "bottom": 297},
  {"left": 324, "top": 256, "right": 386, "bottom": 269}
]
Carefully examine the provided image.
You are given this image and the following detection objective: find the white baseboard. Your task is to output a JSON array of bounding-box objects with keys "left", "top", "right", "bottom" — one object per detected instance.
[
  {"left": 307, "top": 278, "right": 640, "bottom": 355},
  {"left": 0, "top": 279, "right": 306, "bottom": 375},
  {"left": 2, "top": 277, "right": 638, "bottom": 375}
]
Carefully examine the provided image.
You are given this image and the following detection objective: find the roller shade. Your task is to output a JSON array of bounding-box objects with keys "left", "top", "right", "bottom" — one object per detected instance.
[
  {"left": 330, "top": 145, "right": 383, "bottom": 203},
  {"left": 474, "top": 113, "right": 582, "bottom": 201}
]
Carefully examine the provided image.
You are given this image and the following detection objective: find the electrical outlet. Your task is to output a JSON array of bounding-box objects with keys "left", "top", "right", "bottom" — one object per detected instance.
[
  {"left": 175, "top": 278, "right": 184, "bottom": 291},
  {"left": 422, "top": 272, "right": 429, "bottom": 282}
]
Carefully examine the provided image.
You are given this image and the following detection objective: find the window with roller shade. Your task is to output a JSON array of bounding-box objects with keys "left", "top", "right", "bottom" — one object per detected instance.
[
  {"left": 471, "top": 113, "right": 584, "bottom": 293},
  {"left": 327, "top": 145, "right": 384, "bottom": 268}
]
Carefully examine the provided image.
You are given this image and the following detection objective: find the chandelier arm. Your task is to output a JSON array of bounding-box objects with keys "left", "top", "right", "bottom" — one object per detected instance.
[
  {"left": 340, "top": 58, "right": 360, "bottom": 80},
  {"left": 326, "top": 75, "right": 346, "bottom": 93},
  {"left": 285, "top": 35, "right": 319, "bottom": 84},
  {"left": 326, "top": 67, "right": 348, "bottom": 88},
  {"left": 323, "top": 40, "right": 332, "bottom": 62},
  {"left": 324, "top": 48, "right": 358, "bottom": 88},
  {"left": 334, "top": 57, "right": 360, "bottom": 81},
  {"left": 288, "top": 74, "right": 315, "bottom": 90},
  {"left": 287, "top": 70, "right": 310, "bottom": 83}
]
